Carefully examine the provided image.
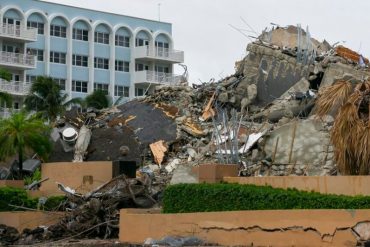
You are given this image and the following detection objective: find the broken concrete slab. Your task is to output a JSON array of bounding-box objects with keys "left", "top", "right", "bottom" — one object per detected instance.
[
  {"left": 320, "top": 62, "right": 370, "bottom": 87},
  {"left": 170, "top": 165, "right": 198, "bottom": 185},
  {"left": 236, "top": 43, "right": 310, "bottom": 107},
  {"left": 264, "top": 119, "right": 333, "bottom": 175}
]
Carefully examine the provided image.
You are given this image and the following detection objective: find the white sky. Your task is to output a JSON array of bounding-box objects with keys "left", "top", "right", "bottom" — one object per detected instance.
[{"left": 45, "top": 0, "right": 370, "bottom": 83}]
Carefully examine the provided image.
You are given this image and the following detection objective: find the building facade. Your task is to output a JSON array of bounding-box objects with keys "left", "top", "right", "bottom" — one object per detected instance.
[{"left": 0, "top": 0, "right": 184, "bottom": 116}]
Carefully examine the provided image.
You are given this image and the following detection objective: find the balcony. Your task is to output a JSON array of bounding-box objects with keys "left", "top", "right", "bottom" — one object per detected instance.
[
  {"left": 135, "top": 46, "right": 184, "bottom": 63},
  {"left": 0, "top": 24, "right": 38, "bottom": 42},
  {"left": 0, "top": 51, "right": 37, "bottom": 69},
  {"left": 0, "top": 80, "right": 31, "bottom": 96},
  {"left": 135, "top": 70, "right": 183, "bottom": 86},
  {"left": 0, "top": 108, "right": 20, "bottom": 119}
]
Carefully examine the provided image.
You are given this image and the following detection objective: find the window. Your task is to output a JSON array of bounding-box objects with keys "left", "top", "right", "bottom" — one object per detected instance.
[
  {"left": 50, "top": 51, "right": 66, "bottom": 64},
  {"left": 115, "top": 35, "right": 130, "bottom": 47},
  {"left": 155, "top": 65, "right": 169, "bottom": 73},
  {"left": 26, "top": 75, "right": 37, "bottom": 83},
  {"left": 72, "top": 54, "right": 88, "bottom": 67},
  {"left": 155, "top": 41, "right": 169, "bottom": 49},
  {"left": 27, "top": 48, "right": 44, "bottom": 61},
  {"left": 72, "top": 80, "right": 88, "bottom": 93},
  {"left": 3, "top": 44, "right": 18, "bottom": 53},
  {"left": 136, "top": 88, "right": 145, "bottom": 96},
  {"left": 72, "top": 28, "right": 88, "bottom": 41},
  {"left": 94, "top": 83, "right": 109, "bottom": 95},
  {"left": 94, "top": 31, "right": 109, "bottom": 44},
  {"left": 50, "top": 25, "right": 67, "bottom": 38},
  {"left": 3, "top": 18, "right": 14, "bottom": 25},
  {"left": 12, "top": 74, "right": 20, "bottom": 82},
  {"left": 115, "top": 85, "right": 129, "bottom": 97},
  {"left": 52, "top": 78, "right": 66, "bottom": 90},
  {"left": 3, "top": 18, "right": 21, "bottom": 27},
  {"left": 135, "top": 38, "right": 149, "bottom": 47},
  {"left": 115, "top": 60, "right": 129, "bottom": 72},
  {"left": 135, "top": 63, "right": 149, "bottom": 71},
  {"left": 27, "top": 21, "right": 44, "bottom": 35},
  {"left": 155, "top": 41, "right": 170, "bottom": 57},
  {"left": 94, "top": 57, "right": 109, "bottom": 69}
]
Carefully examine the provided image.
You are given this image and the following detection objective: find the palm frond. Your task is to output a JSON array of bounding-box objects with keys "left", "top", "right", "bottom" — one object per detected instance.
[{"left": 315, "top": 80, "right": 352, "bottom": 117}]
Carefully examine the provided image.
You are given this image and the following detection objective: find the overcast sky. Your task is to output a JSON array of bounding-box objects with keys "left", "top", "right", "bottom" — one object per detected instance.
[{"left": 45, "top": 0, "right": 370, "bottom": 83}]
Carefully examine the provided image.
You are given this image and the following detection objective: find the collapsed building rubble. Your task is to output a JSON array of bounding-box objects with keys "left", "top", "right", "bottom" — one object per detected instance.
[
  {"left": 4, "top": 23, "right": 370, "bottom": 244},
  {"left": 46, "top": 24, "right": 370, "bottom": 179},
  {"left": 3, "top": 173, "right": 158, "bottom": 245}
]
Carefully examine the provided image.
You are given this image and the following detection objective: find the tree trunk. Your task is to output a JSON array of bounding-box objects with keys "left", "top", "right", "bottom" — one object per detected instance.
[{"left": 18, "top": 146, "right": 23, "bottom": 179}]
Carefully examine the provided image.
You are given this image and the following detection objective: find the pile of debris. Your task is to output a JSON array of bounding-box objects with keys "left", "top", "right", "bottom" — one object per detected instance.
[
  {"left": 48, "top": 24, "right": 370, "bottom": 179},
  {"left": 2, "top": 173, "right": 157, "bottom": 245},
  {"left": 5, "top": 23, "right": 370, "bottom": 245}
]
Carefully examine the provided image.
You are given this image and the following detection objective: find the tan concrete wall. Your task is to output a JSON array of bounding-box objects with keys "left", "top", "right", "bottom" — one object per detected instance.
[
  {"left": 224, "top": 176, "right": 370, "bottom": 196},
  {"left": 0, "top": 180, "right": 24, "bottom": 188},
  {"left": 40, "top": 161, "right": 112, "bottom": 195},
  {"left": 119, "top": 209, "right": 370, "bottom": 246},
  {"left": 197, "top": 164, "right": 239, "bottom": 183},
  {"left": 0, "top": 211, "right": 64, "bottom": 232}
]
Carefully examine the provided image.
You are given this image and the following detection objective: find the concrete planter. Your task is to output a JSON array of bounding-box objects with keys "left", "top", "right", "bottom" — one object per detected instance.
[
  {"left": 0, "top": 180, "right": 24, "bottom": 188},
  {"left": 198, "top": 163, "right": 239, "bottom": 183},
  {"left": 0, "top": 211, "right": 64, "bottom": 232},
  {"left": 119, "top": 208, "right": 370, "bottom": 246}
]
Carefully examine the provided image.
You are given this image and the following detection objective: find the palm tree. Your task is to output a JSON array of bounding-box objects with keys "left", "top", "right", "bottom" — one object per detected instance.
[
  {"left": 68, "top": 89, "right": 110, "bottom": 110},
  {"left": 0, "top": 68, "right": 11, "bottom": 81},
  {"left": 85, "top": 89, "right": 109, "bottom": 109},
  {"left": 0, "top": 111, "right": 51, "bottom": 178},
  {"left": 24, "top": 76, "right": 67, "bottom": 121},
  {"left": 0, "top": 68, "right": 13, "bottom": 109},
  {"left": 0, "top": 92, "right": 12, "bottom": 108}
]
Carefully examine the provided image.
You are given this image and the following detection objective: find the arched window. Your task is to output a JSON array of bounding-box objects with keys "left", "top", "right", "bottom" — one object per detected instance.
[
  {"left": 135, "top": 30, "right": 150, "bottom": 47},
  {"left": 73, "top": 20, "right": 89, "bottom": 41},
  {"left": 50, "top": 16, "right": 68, "bottom": 38},
  {"left": 27, "top": 13, "right": 45, "bottom": 35},
  {"left": 115, "top": 27, "right": 131, "bottom": 48},
  {"left": 3, "top": 8, "right": 23, "bottom": 26},
  {"left": 94, "top": 23, "right": 110, "bottom": 44}
]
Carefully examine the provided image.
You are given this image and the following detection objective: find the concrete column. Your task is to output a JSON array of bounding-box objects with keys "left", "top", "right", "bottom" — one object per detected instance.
[
  {"left": 66, "top": 24, "right": 72, "bottom": 100},
  {"left": 45, "top": 22, "right": 50, "bottom": 76},
  {"left": 109, "top": 30, "right": 115, "bottom": 99},
  {"left": 88, "top": 28, "right": 94, "bottom": 94},
  {"left": 129, "top": 35, "right": 136, "bottom": 99}
]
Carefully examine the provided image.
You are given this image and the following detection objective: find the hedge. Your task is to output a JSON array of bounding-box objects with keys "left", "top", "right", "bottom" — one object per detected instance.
[
  {"left": 163, "top": 183, "right": 370, "bottom": 213},
  {"left": 0, "top": 187, "right": 66, "bottom": 212}
]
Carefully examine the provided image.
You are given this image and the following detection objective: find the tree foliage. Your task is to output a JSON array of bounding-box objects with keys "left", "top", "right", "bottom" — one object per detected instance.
[
  {"left": 85, "top": 89, "right": 109, "bottom": 109},
  {"left": 0, "top": 68, "right": 11, "bottom": 81},
  {"left": 0, "top": 68, "right": 12, "bottom": 107},
  {"left": 24, "top": 76, "right": 67, "bottom": 121},
  {"left": 67, "top": 89, "right": 110, "bottom": 110},
  {"left": 0, "top": 111, "right": 52, "bottom": 177}
]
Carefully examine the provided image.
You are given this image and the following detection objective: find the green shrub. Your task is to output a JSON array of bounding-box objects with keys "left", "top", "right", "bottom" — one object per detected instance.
[
  {"left": 24, "top": 168, "right": 42, "bottom": 186},
  {"left": 43, "top": 196, "right": 66, "bottom": 211},
  {"left": 0, "top": 187, "right": 65, "bottom": 212},
  {"left": 163, "top": 183, "right": 370, "bottom": 213}
]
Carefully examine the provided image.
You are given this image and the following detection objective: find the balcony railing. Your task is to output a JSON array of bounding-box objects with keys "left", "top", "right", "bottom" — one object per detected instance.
[
  {"left": 0, "top": 108, "right": 20, "bottom": 119},
  {"left": 0, "top": 51, "right": 37, "bottom": 69},
  {"left": 0, "top": 24, "right": 38, "bottom": 41},
  {"left": 0, "top": 80, "right": 31, "bottom": 95},
  {"left": 135, "top": 70, "right": 183, "bottom": 85},
  {"left": 135, "top": 46, "right": 184, "bottom": 63}
]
